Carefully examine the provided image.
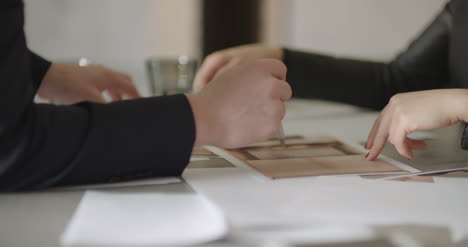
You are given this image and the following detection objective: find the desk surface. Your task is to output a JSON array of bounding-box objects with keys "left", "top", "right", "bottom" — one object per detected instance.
[{"left": 1, "top": 99, "right": 467, "bottom": 247}]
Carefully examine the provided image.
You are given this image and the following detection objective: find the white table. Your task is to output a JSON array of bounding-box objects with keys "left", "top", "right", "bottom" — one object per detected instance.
[{"left": 1, "top": 99, "right": 467, "bottom": 247}]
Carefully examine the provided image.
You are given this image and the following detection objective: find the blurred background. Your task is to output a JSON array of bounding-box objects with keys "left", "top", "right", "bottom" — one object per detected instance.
[{"left": 24, "top": 0, "right": 447, "bottom": 96}]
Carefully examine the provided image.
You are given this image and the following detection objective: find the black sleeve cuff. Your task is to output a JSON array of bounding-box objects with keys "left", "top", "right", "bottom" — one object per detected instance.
[{"left": 29, "top": 50, "right": 52, "bottom": 90}]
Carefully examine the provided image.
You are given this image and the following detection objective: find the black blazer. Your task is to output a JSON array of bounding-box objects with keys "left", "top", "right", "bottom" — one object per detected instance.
[
  {"left": 0, "top": 0, "right": 195, "bottom": 191},
  {"left": 285, "top": 0, "right": 467, "bottom": 110}
]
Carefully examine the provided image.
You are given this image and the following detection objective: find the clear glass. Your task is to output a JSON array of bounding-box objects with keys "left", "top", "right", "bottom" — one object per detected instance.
[{"left": 146, "top": 56, "right": 198, "bottom": 96}]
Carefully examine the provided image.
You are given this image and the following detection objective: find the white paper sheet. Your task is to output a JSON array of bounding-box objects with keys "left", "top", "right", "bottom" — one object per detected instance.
[
  {"left": 61, "top": 191, "right": 227, "bottom": 246},
  {"left": 183, "top": 168, "right": 468, "bottom": 241}
]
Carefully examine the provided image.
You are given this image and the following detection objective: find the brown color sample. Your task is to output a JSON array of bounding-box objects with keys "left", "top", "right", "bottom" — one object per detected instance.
[{"left": 247, "top": 155, "right": 404, "bottom": 179}]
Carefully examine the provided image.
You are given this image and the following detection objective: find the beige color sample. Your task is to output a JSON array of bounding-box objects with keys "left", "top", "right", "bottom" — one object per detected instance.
[
  {"left": 244, "top": 136, "right": 338, "bottom": 148},
  {"left": 247, "top": 145, "right": 344, "bottom": 160}
]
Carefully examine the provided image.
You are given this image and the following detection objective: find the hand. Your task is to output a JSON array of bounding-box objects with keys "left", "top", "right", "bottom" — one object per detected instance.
[
  {"left": 38, "top": 63, "right": 141, "bottom": 104},
  {"left": 193, "top": 44, "right": 283, "bottom": 92},
  {"left": 366, "top": 89, "right": 468, "bottom": 160},
  {"left": 187, "top": 59, "right": 292, "bottom": 149}
]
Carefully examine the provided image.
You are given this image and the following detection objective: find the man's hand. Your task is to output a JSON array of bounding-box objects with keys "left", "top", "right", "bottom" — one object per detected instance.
[
  {"left": 187, "top": 59, "right": 292, "bottom": 149},
  {"left": 38, "top": 63, "right": 141, "bottom": 104},
  {"left": 193, "top": 44, "right": 283, "bottom": 92},
  {"left": 366, "top": 89, "right": 468, "bottom": 160}
]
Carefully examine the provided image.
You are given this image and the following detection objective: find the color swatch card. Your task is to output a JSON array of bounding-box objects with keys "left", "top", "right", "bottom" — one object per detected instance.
[{"left": 207, "top": 136, "right": 413, "bottom": 179}]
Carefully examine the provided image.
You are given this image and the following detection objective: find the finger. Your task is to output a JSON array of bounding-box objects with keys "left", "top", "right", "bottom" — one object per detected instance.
[
  {"left": 116, "top": 71, "right": 132, "bottom": 83},
  {"left": 109, "top": 88, "right": 123, "bottom": 101},
  {"left": 115, "top": 74, "right": 141, "bottom": 99},
  {"left": 407, "top": 138, "right": 428, "bottom": 150},
  {"left": 366, "top": 114, "right": 383, "bottom": 150},
  {"left": 87, "top": 89, "right": 107, "bottom": 103},
  {"left": 366, "top": 114, "right": 392, "bottom": 161},
  {"left": 271, "top": 80, "right": 292, "bottom": 101},
  {"left": 193, "top": 54, "right": 231, "bottom": 92},
  {"left": 389, "top": 119, "right": 413, "bottom": 159}
]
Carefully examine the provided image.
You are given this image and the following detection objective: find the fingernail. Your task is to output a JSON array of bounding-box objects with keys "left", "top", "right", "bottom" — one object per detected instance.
[{"left": 365, "top": 152, "right": 370, "bottom": 159}]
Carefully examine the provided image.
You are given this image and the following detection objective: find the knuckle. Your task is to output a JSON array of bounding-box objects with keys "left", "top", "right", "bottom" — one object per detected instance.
[
  {"left": 250, "top": 60, "right": 267, "bottom": 71},
  {"left": 271, "top": 60, "right": 287, "bottom": 75},
  {"left": 276, "top": 60, "right": 287, "bottom": 71},
  {"left": 389, "top": 94, "right": 402, "bottom": 105}
]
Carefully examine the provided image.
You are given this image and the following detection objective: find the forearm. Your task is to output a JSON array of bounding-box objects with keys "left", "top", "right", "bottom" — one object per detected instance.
[
  {"left": 1, "top": 95, "right": 195, "bottom": 191},
  {"left": 284, "top": 48, "right": 449, "bottom": 110},
  {"left": 284, "top": 49, "right": 392, "bottom": 109},
  {"left": 54, "top": 95, "right": 195, "bottom": 188},
  {"left": 0, "top": 1, "right": 195, "bottom": 191}
]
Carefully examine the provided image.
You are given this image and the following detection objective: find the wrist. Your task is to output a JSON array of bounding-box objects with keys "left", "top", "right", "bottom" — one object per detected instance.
[
  {"left": 37, "top": 63, "right": 69, "bottom": 98},
  {"left": 186, "top": 93, "right": 219, "bottom": 146}
]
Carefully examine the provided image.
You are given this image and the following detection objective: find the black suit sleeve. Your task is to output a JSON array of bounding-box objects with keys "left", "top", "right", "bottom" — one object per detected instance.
[
  {"left": 28, "top": 50, "right": 51, "bottom": 90},
  {"left": 0, "top": 0, "right": 195, "bottom": 191},
  {"left": 284, "top": 2, "right": 452, "bottom": 110}
]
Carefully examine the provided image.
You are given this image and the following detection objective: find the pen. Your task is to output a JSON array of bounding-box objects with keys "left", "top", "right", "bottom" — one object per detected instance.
[{"left": 278, "top": 125, "right": 286, "bottom": 147}]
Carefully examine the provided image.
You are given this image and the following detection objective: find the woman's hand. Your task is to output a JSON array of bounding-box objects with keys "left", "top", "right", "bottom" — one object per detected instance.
[
  {"left": 193, "top": 44, "right": 283, "bottom": 92},
  {"left": 366, "top": 89, "right": 468, "bottom": 160},
  {"left": 38, "top": 63, "right": 141, "bottom": 104}
]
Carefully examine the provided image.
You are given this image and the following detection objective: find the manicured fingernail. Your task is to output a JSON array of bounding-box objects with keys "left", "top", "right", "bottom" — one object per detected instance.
[{"left": 365, "top": 152, "right": 370, "bottom": 159}]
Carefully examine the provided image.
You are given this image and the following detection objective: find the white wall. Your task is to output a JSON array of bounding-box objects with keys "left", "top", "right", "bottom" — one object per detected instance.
[
  {"left": 24, "top": 0, "right": 449, "bottom": 96},
  {"left": 24, "top": 0, "right": 200, "bottom": 96},
  {"left": 282, "top": 0, "right": 448, "bottom": 61}
]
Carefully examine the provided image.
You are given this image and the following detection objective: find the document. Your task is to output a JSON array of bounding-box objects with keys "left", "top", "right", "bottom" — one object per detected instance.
[{"left": 61, "top": 191, "right": 227, "bottom": 246}]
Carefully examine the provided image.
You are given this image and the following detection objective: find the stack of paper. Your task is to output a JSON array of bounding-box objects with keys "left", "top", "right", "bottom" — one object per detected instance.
[
  {"left": 61, "top": 191, "right": 227, "bottom": 246},
  {"left": 183, "top": 168, "right": 468, "bottom": 241}
]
